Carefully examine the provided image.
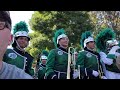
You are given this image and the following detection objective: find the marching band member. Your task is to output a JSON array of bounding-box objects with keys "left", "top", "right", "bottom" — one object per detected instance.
[
  {"left": 37, "top": 50, "right": 49, "bottom": 79},
  {"left": 74, "top": 31, "right": 106, "bottom": 79},
  {"left": 96, "top": 28, "right": 120, "bottom": 79},
  {"left": 45, "top": 28, "right": 73, "bottom": 79},
  {"left": 3, "top": 21, "right": 34, "bottom": 76}
]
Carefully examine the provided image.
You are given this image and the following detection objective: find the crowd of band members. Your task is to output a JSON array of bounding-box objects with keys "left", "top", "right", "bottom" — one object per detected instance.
[{"left": 1, "top": 11, "right": 120, "bottom": 79}]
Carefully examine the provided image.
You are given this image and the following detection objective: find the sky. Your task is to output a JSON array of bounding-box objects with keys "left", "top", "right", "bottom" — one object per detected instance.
[
  {"left": 10, "top": 11, "right": 34, "bottom": 33},
  {"left": 8, "top": 11, "right": 34, "bottom": 48}
]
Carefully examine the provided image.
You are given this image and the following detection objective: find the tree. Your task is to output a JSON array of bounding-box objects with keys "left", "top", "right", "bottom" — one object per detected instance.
[
  {"left": 27, "top": 11, "right": 95, "bottom": 57},
  {"left": 89, "top": 11, "right": 120, "bottom": 39}
]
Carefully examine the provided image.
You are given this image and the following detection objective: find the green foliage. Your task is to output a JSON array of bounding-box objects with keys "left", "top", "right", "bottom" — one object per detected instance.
[
  {"left": 28, "top": 11, "right": 95, "bottom": 56},
  {"left": 89, "top": 11, "right": 120, "bottom": 39}
]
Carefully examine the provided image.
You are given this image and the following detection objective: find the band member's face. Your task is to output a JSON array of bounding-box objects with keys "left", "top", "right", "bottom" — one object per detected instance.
[
  {"left": 16, "top": 36, "right": 29, "bottom": 48},
  {"left": 86, "top": 41, "right": 95, "bottom": 49},
  {"left": 59, "top": 37, "right": 69, "bottom": 48},
  {"left": 41, "top": 59, "right": 46, "bottom": 65}
]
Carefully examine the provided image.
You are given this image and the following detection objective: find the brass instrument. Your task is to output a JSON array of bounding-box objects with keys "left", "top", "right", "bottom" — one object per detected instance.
[
  {"left": 98, "top": 65, "right": 104, "bottom": 79},
  {"left": 67, "top": 44, "right": 76, "bottom": 79},
  {"left": 78, "top": 65, "right": 81, "bottom": 79},
  {"left": 33, "top": 64, "right": 39, "bottom": 79},
  {"left": 85, "top": 68, "right": 89, "bottom": 79}
]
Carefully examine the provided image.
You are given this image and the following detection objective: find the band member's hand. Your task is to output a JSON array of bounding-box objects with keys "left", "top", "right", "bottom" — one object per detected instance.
[
  {"left": 92, "top": 70, "right": 99, "bottom": 77},
  {"left": 101, "top": 76, "right": 107, "bottom": 79},
  {"left": 73, "top": 71, "right": 79, "bottom": 79},
  {"left": 108, "top": 46, "right": 120, "bottom": 55}
]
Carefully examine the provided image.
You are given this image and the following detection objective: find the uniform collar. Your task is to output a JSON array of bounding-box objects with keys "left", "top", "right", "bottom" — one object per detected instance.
[
  {"left": 84, "top": 47, "right": 100, "bottom": 60},
  {"left": 40, "top": 63, "right": 46, "bottom": 67},
  {"left": 13, "top": 47, "right": 26, "bottom": 56},
  {"left": 58, "top": 46, "right": 68, "bottom": 53}
]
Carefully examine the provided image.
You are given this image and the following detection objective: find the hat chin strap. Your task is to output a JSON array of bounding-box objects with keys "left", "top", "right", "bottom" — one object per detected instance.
[{"left": 15, "top": 38, "right": 25, "bottom": 52}]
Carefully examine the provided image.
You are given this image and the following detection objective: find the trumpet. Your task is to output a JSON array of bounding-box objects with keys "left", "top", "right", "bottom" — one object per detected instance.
[
  {"left": 98, "top": 65, "right": 104, "bottom": 79},
  {"left": 85, "top": 68, "right": 89, "bottom": 79},
  {"left": 78, "top": 65, "right": 81, "bottom": 79},
  {"left": 33, "top": 64, "right": 39, "bottom": 79},
  {"left": 67, "top": 46, "right": 76, "bottom": 79}
]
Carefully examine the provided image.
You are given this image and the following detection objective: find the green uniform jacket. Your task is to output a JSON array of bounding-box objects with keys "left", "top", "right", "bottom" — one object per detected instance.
[
  {"left": 46, "top": 47, "right": 71, "bottom": 79},
  {"left": 38, "top": 64, "right": 46, "bottom": 79},
  {"left": 76, "top": 48, "right": 102, "bottom": 79},
  {"left": 105, "top": 53, "right": 120, "bottom": 73},
  {"left": 3, "top": 48, "right": 34, "bottom": 76}
]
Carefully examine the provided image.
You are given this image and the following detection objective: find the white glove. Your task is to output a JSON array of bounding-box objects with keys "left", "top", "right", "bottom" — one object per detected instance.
[
  {"left": 101, "top": 76, "right": 107, "bottom": 79},
  {"left": 92, "top": 70, "right": 99, "bottom": 77},
  {"left": 108, "top": 46, "right": 120, "bottom": 55},
  {"left": 99, "top": 52, "right": 107, "bottom": 57},
  {"left": 104, "top": 58, "right": 113, "bottom": 65},
  {"left": 100, "top": 52, "right": 113, "bottom": 65},
  {"left": 73, "top": 71, "right": 79, "bottom": 79}
]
